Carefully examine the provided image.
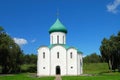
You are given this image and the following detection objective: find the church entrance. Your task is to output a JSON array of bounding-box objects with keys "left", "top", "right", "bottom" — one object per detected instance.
[{"left": 56, "top": 66, "right": 61, "bottom": 75}]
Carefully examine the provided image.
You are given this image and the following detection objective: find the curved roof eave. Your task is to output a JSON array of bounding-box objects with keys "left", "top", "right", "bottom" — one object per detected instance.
[{"left": 38, "top": 45, "right": 49, "bottom": 50}]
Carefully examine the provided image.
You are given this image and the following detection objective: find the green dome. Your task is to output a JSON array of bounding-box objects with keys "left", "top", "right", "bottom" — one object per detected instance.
[{"left": 49, "top": 18, "right": 67, "bottom": 33}]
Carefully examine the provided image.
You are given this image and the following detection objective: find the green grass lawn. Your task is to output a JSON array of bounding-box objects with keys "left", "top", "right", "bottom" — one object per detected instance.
[
  {"left": 83, "top": 63, "right": 109, "bottom": 74},
  {"left": 0, "top": 73, "right": 54, "bottom": 80},
  {"left": 62, "top": 63, "right": 120, "bottom": 80},
  {"left": 62, "top": 72, "right": 120, "bottom": 80},
  {"left": 0, "top": 63, "right": 120, "bottom": 80}
]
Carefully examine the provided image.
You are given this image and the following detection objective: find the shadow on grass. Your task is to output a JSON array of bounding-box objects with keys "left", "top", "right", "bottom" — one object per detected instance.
[{"left": 97, "top": 70, "right": 120, "bottom": 76}]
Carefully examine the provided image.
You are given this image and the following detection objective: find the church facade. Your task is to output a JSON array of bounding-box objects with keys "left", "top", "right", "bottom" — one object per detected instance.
[{"left": 37, "top": 18, "right": 83, "bottom": 76}]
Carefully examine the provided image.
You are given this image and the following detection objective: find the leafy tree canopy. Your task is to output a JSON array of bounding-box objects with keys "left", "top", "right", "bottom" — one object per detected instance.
[
  {"left": 100, "top": 31, "right": 120, "bottom": 71},
  {"left": 0, "top": 26, "right": 23, "bottom": 74}
]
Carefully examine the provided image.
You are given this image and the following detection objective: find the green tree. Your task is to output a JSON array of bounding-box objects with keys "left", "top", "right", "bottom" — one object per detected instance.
[
  {"left": 0, "top": 26, "right": 23, "bottom": 73},
  {"left": 21, "top": 54, "right": 37, "bottom": 72},
  {"left": 100, "top": 31, "right": 120, "bottom": 71},
  {"left": 100, "top": 38, "right": 112, "bottom": 69},
  {"left": 23, "top": 54, "right": 37, "bottom": 64}
]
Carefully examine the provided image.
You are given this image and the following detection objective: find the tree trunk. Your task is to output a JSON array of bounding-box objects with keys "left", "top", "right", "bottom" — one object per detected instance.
[{"left": 109, "top": 59, "right": 112, "bottom": 70}]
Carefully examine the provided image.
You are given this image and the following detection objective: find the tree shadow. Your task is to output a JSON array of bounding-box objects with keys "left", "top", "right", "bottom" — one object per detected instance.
[{"left": 98, "top": 70, "right": 119, "bottom": 76}]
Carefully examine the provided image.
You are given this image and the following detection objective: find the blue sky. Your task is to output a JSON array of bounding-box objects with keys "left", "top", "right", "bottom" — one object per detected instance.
[{"left": 0, "top": 0, "right": 120, "bottom": 56}]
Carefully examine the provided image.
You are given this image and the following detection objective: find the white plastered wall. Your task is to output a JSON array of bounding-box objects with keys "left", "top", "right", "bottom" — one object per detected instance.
[
  {"left": 50, "top": 45, "right": 66, "bottom": 76},
  {"left": 67, "top": 48, "right": 77, "bottom": 75},
  {"left": 37, "top": 46, "right": 83, "bottom": 76},
  {"left": 77, "top": 53, "right": 81, "bottom": 75},
  {"left": 37, "top": 47, "right": 50, "bottom": 76},
  {"left": 80, "top": 54, "right": 83, "bottom": 74}
]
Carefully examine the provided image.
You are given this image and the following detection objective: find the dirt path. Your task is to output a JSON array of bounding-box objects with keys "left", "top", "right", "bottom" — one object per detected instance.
[{"left": 54, "top": 75, "right": 62, "bottom": 80}]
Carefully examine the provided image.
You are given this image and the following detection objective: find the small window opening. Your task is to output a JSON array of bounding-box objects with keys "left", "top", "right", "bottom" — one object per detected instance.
[
  {"left": 57, "top": 35, "right": 59, "bottom": 44},
  {"left": 57, "top": 52, "right": 59, "bottom": 59},
  {"left": 43, "top": 67, "right": 45, "bottom": 69},
  {"left": 52, "top": 36, "right": 53, "bottom": 44},
  {"left": 70, "top": 52, "right": 72, "bottom": 58},
  {"left": 43, "top": 52, "right": 45, "bottom": 59},
  {"left": 63, "top": 36, "right": 64, "bottom": 44},
  {"left": 71, "top": 66, "right": 73, "bottom": 69}
]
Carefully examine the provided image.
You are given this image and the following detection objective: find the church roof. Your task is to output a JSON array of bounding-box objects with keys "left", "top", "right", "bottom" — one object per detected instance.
[
  {"left": 49, "top": 18, "right": 67, "bottom": 34},
  {"left": 48, "top": 44, "right": 82, "bottom": 54},
  {"left": 48, "top": 44, "right": 69, "bottom": 49}
]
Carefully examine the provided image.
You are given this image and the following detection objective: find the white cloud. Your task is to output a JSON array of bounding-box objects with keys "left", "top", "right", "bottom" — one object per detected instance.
[
  {"left": 13, "top": 37, "right": 28, "bottom": 46},
  {"left": 107, "top": 0, "right": 120, "bottom": 13}
]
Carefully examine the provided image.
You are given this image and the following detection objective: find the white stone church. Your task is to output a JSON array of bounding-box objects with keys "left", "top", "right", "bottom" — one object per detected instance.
[{"left": 37, "top": 18, "right": 83, "bottom": 76}]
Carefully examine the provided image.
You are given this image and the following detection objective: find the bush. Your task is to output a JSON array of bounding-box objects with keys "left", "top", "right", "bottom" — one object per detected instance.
[
  {"left": 21, "top": 64, "right": 36, "bottom": 73},
  {"left": 27, "top": 66, "right": 37, "bottom": 73},
  {"left": 83, "top": 53, "right": 102, "bottom": 63},
  {"left": 118, "top": 65, "right": 120, "bottom": 72}
]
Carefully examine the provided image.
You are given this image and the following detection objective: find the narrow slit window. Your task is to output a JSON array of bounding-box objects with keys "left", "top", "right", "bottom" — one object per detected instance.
[
  {"left": 43, "top": 67, "right": 45, "bottom": 69},
  {"left": 63, "top": 36, "right": 64, "bottom": 44},
  {"left": 57, "top": 52, "right": 59, "bottom": 59},
  {"left": 57, "top": 35, "right": 59, "bottom": 44},
  {"left": 43, "top": 52, "right": 45, "bottom": 59},
  {"left": 52, "top": 36, "right": 53, "bottom": 44},
  {"left": 70, "top": 52, "right": 72, "bottom": 58}
]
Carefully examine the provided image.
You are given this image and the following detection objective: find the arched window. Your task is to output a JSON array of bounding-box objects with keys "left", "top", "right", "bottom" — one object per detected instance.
[
  {"left": 57, "top": 52, "right": 59, "bottom": 59},
  {"left": 43, "top": 67, "right": 45, "bottom": 69},
  {"left": 70, "top": 52, "right": 72, "bottom": 58},
  {"left": 57, "top": 35, "right": 59, "bottom": 44},
  {"left": 51, "top": 36, "right": 53, "bottom": 44},
  {"left": 63, "top": 36, "right": 64, "bottom": 44},
  {"left": 43, "top": 52, "right": 45, "bottom": 59}
]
